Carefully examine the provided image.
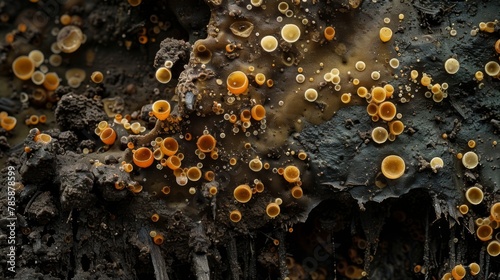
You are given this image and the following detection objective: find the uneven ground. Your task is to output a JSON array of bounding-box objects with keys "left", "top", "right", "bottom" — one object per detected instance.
[{"left": 0, "top": 0, "right": 499, "bottom": 279}]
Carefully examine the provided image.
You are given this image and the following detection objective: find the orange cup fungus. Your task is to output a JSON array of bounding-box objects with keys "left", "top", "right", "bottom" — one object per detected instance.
[
  {"left": 487, "top": 240, "right": 500, "bottom": 257},
  {"left": 324, "top": 26, "right": 335, "bottom": 41},
  {"left": 251, "top": 104, "right": 266, "bottom": 121},
  {"left": 291, "top": 186, "right": 303, "bottom": 199},
  {"left": 378, "top": 101, "right": 397, "bottom": 121},
  {"left": 152, "top": 100, "right": 171, "bottom": 120},
  {"left": 187, "top": 167, "right": 202, "bottom": 181},
  {"left": 366, "top": 103, "right": 379, "bottom": 116},
  {"left": 283, "top": 165, "right": 300, "bottom": 183},
  {"left": 451, "top": 264, "right": 466, "bottom": 280},
  {"left": 43, "top": 72, "right": 60, "bottom": 91},
  {"left": 160, "top": 137, "right": 178, "bottom": 156},
  {"left": 1, "top": 116, "right": 17, "bottom": 131},
  {"left": 240, "top": 109, "right": 251, "bottom": 122},
  {"left": 12, "top": 56, "right": 35, "bottom": 80},
  {"left": 266, "top": 202, "right": 281, "bottom": 218},
  {"left": 229, "top": 210, "right": 242, "bottom": 223},
  {"left": 371, "top": 87, "right": 386, "bottom": 103},
  {"left": 234, "top": 184, "right": 252, "bottom": 203},
  {"left": 227, "top": 71, "right": 249, "bottom": 95},
  {"left": 477, "top": 225, "right": 493, "bottom": 241},
  {"left": 491, "top": 202, "right": 500, "bottom": 222},
  {"left": 197, "top": 134, "right": 216, "bottom": 153},
  {"left": 100, "top": 127, "right": 116, "bottom": 145},
  {"left": 389, "top": 120, "right": 405, "bottom": 135},
  {"left": 469, "top": 263, "right": 480, "bottom": 276},
  {"left": 166, "top": 155, "right": 181, "bottom": 170},
  {"left": 381, "top": 155, "right": 405, "bottom": 179},
  {"left": 35, "top": 133, "right": 52, "bottom": 144},
  {"left": 133, "top": 147, "right": 154, "bottom": 168}
]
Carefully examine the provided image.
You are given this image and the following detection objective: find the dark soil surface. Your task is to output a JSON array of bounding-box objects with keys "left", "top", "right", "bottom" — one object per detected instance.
[{"left": 0, "top": 0, "right": 499, "bottom": 279}]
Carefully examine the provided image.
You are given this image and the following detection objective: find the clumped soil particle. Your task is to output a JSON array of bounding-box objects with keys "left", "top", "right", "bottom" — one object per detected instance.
[{"left": 0, "top": 0, "right": 499, "bottom": 280}]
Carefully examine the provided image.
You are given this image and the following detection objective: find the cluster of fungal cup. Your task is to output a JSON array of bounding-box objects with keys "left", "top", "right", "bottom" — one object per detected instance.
[{"left": 4, "top": 0, "right": 500, "bottom": 278}]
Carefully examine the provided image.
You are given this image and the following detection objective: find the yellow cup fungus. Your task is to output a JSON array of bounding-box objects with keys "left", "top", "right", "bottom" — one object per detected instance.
[
  {"left": 324, "top": 26, "right": 335, "bottom": 41},
  {"left": 250, "top": 0, "right": 263, "bottom": 7},
  {"left": 187, "top": 167, "right": 202, "bottom": 181},
  {"left": 43, "top": 72, "right": 60, "bottom": 91},
  {"left": 57, "top": 25, "right": 84, "bottom": 53},
  {"left": 462, "top": 151, "right": 479, "bottom": 169},
  {"left": 49, "top": 54, "right": 62, "bottom": 67},
  {"left": 371, "top": 71, "right": 381, "bottom": 81},
  {"left": 304, "top": 88, "right": 318, "bottom": 102},
  {"left": 291, "top": 186, "right": 303, "bottom": 199},
  {"left": 430, "top": 157, "right": 444, "bottom": 170},
  {"left": 384, "top": 84, "right": 395, "bottom": 98},
  {"left": 1, "top": 116, "right": 17, "bottom": 131},
  {"left": 249, "top": 158, "right": 263, "bottom": 172},
  {"left": 166, "top": 155, "right": 181, "bottom": 170},
  {"left": 410, "top": 70, "right": 419, "bottom": 80},
  {"left": 381, "top": 155, "right": 405, "bottom": 179},
  {"left": 197, "top": 134, "right": 216, "bottom": 153},
  {"left": 389, "top": 120, "right": 404, "bottom": 135},
  {"left": 155, "top": 67, "right": 172, "bottom": 84},
  {"left": 495, "top": 39, "right": 500, "bottom": 54},
  {"left": 451, "top": 265, "right": 466, "bottom": 280},
  {"left": 133, "top": 147, "right": 154, "bottom": 168},
  {"left": 341, "top": 93, "right": 351, "bottom": 104},
  {"left": 227, "top": 71, "right": 249, "bottom": 95},
  {"left": 283, "top": 165, "right": 301, "bottom": 183},
  {"left": 490, "top": 202, "right": 500, "bottom": 222},
  {"left": 389, "top": 58, "right": 400, "bottom": 69},
  {"left": 254, "top": 73, "right": 266, "bottom": 86},
  {"left": 28, "top": 50, "right": 44, "bottom": 67},
  {"left": 100, "top": 127, "right": 117, "bottom": 145},
  {"left": 357, "top": 86, "right": 368, "bottom": 98},
  {"left": 355, "top": 61, "right": 366, "bottom": 72},
  {"left": 233, "top": 184, "right": 252, "bottom": 203},
  {"left": 468, "top": 140, "right": 476, "bottom": 149},
  {"left": 260, "top": 35, "right": 278, "bottom": 52},
  {"left": 281, "top": 24, "right": 301, "bottom": 43},
  {"left": 160, "top": 137, "right": 178, "bottom": 156},
  {"left": 266, "top": 202, "right": 280, "bottom": 218},
  {"left": 151, "top": 100, "right": 171, "bottom": 121},
  {"left": 193, "top": 43, "right": 212, "bottom": 64},
  {"left": 458, "top": 204, "right": 469, "bottom": 215},
  {"left": 229, "top": 210, "right": 242, "bottom": 222},
  {"left": 484, "top": 61, "right": 500, "bottom": 77},
  {"left": 444, "top": 58, "right": 460, "bottom": 74},
  {"left": 153, "top": 148, "right": 163, "bottom": 161},
  {"left": 31, "top": 71, "right": 45, "bottom": 85},
  {"left": 90, "top": 71, "right": 104, "bottom": 84},
  {"left": 487, "top": 240, "right": 500, "bottom": 257},
  {"left": 278, "top": 2, "right": 289, "bottom": 14},
  {"left": 34, "top": 133, "right": 52, "bottom": 144},
  {"left": 230, "top": 21, "right": 254, "bottom": 38},
  {"left": 12, "top": 56, "right": 35, "bottom": 80},
  {"left": 378, "top": 101, "right": 397, "bottom": 121},
  {"left": 371, "top": 87, "right": 386, "bottom": 103},
  {"left": 371, "top": 127, "right": 389, "bottom": 144},
  {"left": 251, "top": 104, "right": 266, "bottom": 121},
  {"left": 421, "top": 75, "right": 432, "bottom": 87},
  {"left": 366, "top": 103, "right": 379, "bottom": 117},
  {"left": 128, "top": 0, "right": 142, "bottom": 6},
  {"left": 204, "top": 171, "right": 215, "bottom": 182},
  {"left": 465, "top": 186, "right": 483, "bottom": 205},
  {"left": 331, "top": 75, "right": 341, "bottom": 85},
  {"left": 379, "top": 27, "right": 393, "bottom": 42},
  {"left": 477, "top": 225, "right": 493, "bottom": 241},
  {"left": 469, "top": 263, "right": 480, "bottom": 276},
  {"left": 254, "top": 181, "right": 264, "bottom": 193},
  {"left": 475, "top": 71, "right": 484, "bottom": 81}
]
